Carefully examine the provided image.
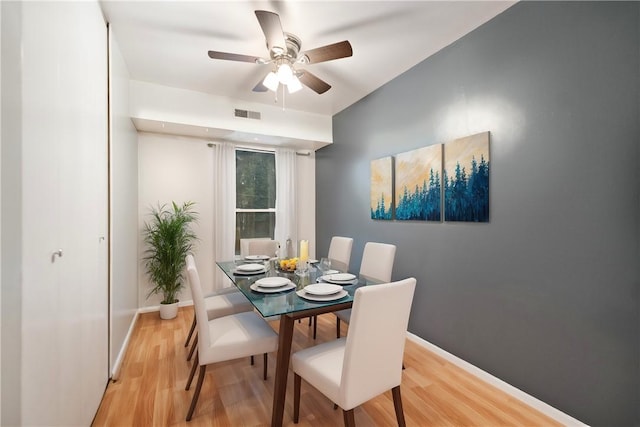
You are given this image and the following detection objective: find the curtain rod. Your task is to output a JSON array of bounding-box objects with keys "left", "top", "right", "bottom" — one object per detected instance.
[{"left": 207, "top": 142, "right": 311, "bottom": 156}]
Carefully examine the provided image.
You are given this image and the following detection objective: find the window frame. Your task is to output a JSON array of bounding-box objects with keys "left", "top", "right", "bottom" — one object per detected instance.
[{"left": 234, "top": 147, "right": 277, "bottom": 253}]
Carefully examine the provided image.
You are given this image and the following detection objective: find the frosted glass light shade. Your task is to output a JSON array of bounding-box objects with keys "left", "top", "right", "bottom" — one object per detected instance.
[
  {"left": 263, "top": 71, "right": 279, "bottom": 91},
  {"left": 277, "top": 64, "right": 293, "bottom": 84},
  {"left": 287, "top": 76, "right": 302, "bottom": 93}
]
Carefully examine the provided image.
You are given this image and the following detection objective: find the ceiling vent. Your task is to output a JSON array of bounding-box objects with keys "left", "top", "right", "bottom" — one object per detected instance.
[{"left": 234, "top": 109, "right": 261, "bottom": 120}]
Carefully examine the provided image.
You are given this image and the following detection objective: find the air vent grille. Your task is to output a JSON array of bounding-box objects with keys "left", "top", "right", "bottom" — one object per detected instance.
[{"left": 234, "top": 109, "right": 261, "bottom": 120}]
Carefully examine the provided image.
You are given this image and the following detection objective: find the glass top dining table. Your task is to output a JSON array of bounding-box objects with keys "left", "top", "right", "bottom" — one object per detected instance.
[
  {"left": 216, "top": 259, "right": 378, "bottom": 318},
  {"left": 216, "top": 259, "right": 379, "bottom": 427}
]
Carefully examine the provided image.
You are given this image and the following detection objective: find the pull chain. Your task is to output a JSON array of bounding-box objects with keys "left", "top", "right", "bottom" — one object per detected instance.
[{"left": 282, "top": 84, "right": 286, "bottom": 111}]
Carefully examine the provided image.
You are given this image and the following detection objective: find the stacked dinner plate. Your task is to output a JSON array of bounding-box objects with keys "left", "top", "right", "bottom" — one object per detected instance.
[
  {"left": 245, "top": 254, "right": 271, "bottom": 262},
  {"left": 318, "top": 273, "right": 357, "bottom": 285},
  {"left": 250, "top": 277, "right": 295, "bottom": 293},
  {"left": 297, "top": 283, "right": 348, "bottom": 301},
  {"left": 233, "top": 263, "right": 267, "bottom": 275}
]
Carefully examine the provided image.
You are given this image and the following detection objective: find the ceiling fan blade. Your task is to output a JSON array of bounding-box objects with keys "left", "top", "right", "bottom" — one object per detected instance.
[
  {"left": 208, "top": 50, "right": 261, "bottom": 63},
  {"left": 298, "top": 70, "right": 331, "bottom": 94},
  {"left": 299, "top": 41, "right": 353, "bottom": 64},
  {"left": 252, "top": 78, "right": 269, "bottom": 92},
  {"left": 255, "top": 10, "right": 287, "bottom": 54}
]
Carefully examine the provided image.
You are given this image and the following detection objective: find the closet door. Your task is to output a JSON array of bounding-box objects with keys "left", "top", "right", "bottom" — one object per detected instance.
[{"left": 21, "top": 2, "right": 108, "bottom": 425}]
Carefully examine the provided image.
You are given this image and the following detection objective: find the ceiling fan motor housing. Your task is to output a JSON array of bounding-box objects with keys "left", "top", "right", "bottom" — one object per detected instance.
[{"left": 270, "top": 32, "right": 302, "bottom": 65}]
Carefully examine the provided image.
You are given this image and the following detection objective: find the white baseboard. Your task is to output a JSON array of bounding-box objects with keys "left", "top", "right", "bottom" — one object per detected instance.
[
  {"left": 110, "top": 310, "right": 139, "bottom": 381},
  {"left": 406, "top": 333, "right": 587, "bottom": 426},
  {"left": 137, "top": 300, "right": 193, "bottom": 314}
]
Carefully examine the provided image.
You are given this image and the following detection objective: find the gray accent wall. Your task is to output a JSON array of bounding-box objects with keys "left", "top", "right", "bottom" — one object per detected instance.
[{"left": 317, "top": 2, "right": 639, "bottom": 425}]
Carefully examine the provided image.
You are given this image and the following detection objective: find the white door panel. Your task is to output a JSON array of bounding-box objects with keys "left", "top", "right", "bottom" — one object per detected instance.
[{"left": 21, "top": 2, "right": 108, "bottom": 425}]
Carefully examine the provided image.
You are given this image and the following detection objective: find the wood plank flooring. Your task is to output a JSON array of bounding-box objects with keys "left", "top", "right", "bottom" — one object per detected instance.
[{"left": 92, "top": 307, "right": 561, "bottom": 426}]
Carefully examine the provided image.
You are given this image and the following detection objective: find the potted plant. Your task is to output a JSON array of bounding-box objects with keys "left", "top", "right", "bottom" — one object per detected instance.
[{"left": 143, "top": 201, "right": 198, "bottom": 319}]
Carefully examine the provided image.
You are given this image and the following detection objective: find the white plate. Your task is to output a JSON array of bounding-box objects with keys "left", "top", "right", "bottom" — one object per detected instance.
[
  {"left": 308, "top": 259, "right": 319, "bottom": 264},
  {"left": 250, "top": 283, "right": 295, "bottom": 293},
  {"left": 245, "top": 255, "right": 270, "bottom": 261},
  {"left": 233, "top": 267, "right": 266, "bottom": 276},
  {"left": 303, "top": 283, "right": 343, "bottom": 296},
  {"left": 319, "top": 269, "right": 340, "bottom": 276},
  {"left": 236, "top": 263, "right": 266, "bottom": 272},
  {"left": 255, "top": 277, "right": 291, "bottom": 288},
  {"left": 296, "top": 289, "right": 348, "bottom": 302},
  {"left": 321, "top": 273, "right": 357, "bottom": 284}
]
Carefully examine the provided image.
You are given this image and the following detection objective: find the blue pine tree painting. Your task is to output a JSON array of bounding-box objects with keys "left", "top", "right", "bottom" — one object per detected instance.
[
  {"left": 395, "top": 145, "right": 442, "bottom": 221},
  {"left": 444, "top": 132, "right": 490, "bottom": 222},
  {"left": 370, "top": 157, "right": 393, "bottom": 220}
]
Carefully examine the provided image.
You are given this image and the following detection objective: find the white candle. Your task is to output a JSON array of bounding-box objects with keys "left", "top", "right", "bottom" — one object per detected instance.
[{"left": 299, "top": 240, "right": 309, "bottom": 262}]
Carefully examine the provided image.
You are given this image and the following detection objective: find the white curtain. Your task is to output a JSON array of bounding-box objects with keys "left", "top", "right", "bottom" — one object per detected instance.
[
  {"left": 212, "top": 142, "right": 237, "bottom": 290},
  {"left": 274, "top": 148, "right": 298, "bottom": 256}
]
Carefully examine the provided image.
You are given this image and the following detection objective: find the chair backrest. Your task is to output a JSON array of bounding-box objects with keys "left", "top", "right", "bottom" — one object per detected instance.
[
  {"left": 359, "top": 242, "right": 396, "bottom": 282},
  {"left": 340, "top": 277, "right": 416, "bottom": 410},
  {"left": 240, "top": 237, "right": 271, "bottom": 258},
  {"left": 185, "top": 255, "right": 211, "bottom": 358},
  {"left": 327, "top": 236, "right": 354, "bottom": 272},
  {"left": 247, "top": 239, "right": 280, "bottom": 258}
]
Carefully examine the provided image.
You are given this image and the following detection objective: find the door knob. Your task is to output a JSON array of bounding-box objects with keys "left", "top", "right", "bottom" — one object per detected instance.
[{"left": 51, "top": 249, "right": 63, "bottom": 263}]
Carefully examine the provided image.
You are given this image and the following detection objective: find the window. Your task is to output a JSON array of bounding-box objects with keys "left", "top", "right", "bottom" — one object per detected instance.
[{"left": 235, "top": 149, "right": 276, "bottom": 253}]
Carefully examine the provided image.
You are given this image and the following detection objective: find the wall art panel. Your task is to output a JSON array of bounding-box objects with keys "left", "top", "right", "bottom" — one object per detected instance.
[
  {"left": 395, "top": 145, "right": 442, "bottom": 221},
  {"left": 370, "top": 156, "right": 393, "bottom": 220},
  {"left": 444, "top": 131, "right": 490, "bottom": 222}
]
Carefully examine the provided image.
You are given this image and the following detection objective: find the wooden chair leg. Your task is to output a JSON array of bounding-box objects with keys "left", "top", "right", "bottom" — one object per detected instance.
[
  {"left": 293, "top": 373, "right": 301, "bottom": 423},
  {"left": 392, "top": 386, "right": 406, "bottom": 427},
  {"left": 336, "top": 318, "right": 341, "bottom": 339},
  {"left": 312, "top": 315, "right": 317, "bottom": 340},
  {"left": 251, "top": 355, "right": 254, "bottom": 365},
  {"left": 343, "top": 408, "right": 355, "bottom": 427},
  {"left": 186, "top": 365, "right": 207, "bottom": 421},
  {"left": 187, "top": 334, "right": 198, "bottom": 361},
  {"left": 263, "top": 353, "right": 268, "bottom": 380},
  {"left": 185, "top": 351, "right": 199, "bottom": 390},
  {"left": 184, "top": 315, "right": 196, "bottom": 347},
  {"left": 308, "top": 317, "right": 312, "bottom": 326}
]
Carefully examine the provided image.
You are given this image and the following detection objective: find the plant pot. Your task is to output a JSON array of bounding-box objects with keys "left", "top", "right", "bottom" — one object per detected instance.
[{"left": 159, "top": 301, "right": 179, "bottom": 320}]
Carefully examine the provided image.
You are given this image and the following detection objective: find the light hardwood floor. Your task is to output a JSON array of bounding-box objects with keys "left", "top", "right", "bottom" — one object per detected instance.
[{"left": 93, "top": 307, "right": 561, "bottom": 426}]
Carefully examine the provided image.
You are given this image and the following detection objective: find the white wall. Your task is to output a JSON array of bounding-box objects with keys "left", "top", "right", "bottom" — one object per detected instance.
[
  {"left": 1, "top": 2, "right": 23, "bottom": 424},
  {"left": 0, "top": 3, "right": 4, "bottom": 421},
  {"left": 137, "top": 133, "right": 316, "bottom": 307},
  {"left": 109, "top": 28, "right": 139, "bottom": 376},
  {"left": 130, "top": 80, "right": 333, "bottom": 148},
  {"left": 138, "top": 133, "right": 215, "bottom": 305}
]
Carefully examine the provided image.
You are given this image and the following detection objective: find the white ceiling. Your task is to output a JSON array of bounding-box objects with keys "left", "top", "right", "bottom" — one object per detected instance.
[{"left": 100, "top": 1, "right": 515, "bottom": 118}]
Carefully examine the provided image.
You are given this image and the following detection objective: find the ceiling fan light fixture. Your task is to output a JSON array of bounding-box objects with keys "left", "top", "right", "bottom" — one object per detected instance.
[
  {"left": 263, "top": 71, "right": 279, "bottom": 91},
  {"left": 287, "top": 75, "right": 303, "bottom": 93}
]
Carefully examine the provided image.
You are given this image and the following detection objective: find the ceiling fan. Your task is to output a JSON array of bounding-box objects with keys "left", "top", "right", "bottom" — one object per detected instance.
[{"left": 207, "top": 10, "right": 352, "bottom": 95}]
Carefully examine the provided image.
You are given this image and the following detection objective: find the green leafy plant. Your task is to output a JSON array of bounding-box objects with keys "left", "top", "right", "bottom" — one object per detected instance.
[{"left": 143, "top": 201, "right": 198, "bottom": 304}]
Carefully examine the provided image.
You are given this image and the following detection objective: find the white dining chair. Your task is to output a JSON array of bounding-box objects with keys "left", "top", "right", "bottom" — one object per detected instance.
[
  {"left": 335, "top": 242, "right": 396, "bottom": 338},
  {"left": 184, "top": 255, "right": 279, "bottom": 421},
  {"left": 184, "top": 271, "right": 254, "bottom": 363},
  {"left": 292, "top": 277, "right": 416, "bottom": 427},
  {"left": 184, "top": 257, "right": 260, "bottom": 387},
  {"left": 247, "top": 239, "right": 280, "bottom": 258},
  {"left": 240, "top": 237, "right": 270, "bottom": 258},
  {"left": 327, "top": 236, "right": 354, "bottom": 272},
  {"left": 309, "top": 236, "right": 354, "bottom": 339},
  {"left": 240, "top": 237, "right": 280, "bottom": 258}
]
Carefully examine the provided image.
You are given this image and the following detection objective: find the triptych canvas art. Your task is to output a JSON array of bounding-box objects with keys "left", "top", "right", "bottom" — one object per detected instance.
[{"left": 370, "top": 131, "right": 490, "bottom": 223}]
